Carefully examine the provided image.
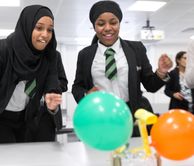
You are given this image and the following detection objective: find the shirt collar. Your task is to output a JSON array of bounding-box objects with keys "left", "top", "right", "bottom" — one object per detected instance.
[{"left": 98, "top": 38, "right": 121, "bottom": 56}]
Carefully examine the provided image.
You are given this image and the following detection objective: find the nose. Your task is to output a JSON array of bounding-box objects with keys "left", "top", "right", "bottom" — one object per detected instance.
[
  {"left": 41, "top": 29, "right": 49, "bottom": 38},
  {"left": 104, "top": 23, "right": 111, "bottom": 31}
]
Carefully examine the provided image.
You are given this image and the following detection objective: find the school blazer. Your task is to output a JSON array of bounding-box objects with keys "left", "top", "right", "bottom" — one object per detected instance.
[{"left": 72, "top": 38, "right": 166, "bottom": 114}]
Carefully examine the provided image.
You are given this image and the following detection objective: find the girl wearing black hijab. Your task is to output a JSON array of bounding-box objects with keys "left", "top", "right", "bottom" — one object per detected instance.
[
  {"left": 0, "top": 5, "right": 62, "bottom": 143},
  {"left": 72, "top": 0, "right": 173, "bottom": 136}
]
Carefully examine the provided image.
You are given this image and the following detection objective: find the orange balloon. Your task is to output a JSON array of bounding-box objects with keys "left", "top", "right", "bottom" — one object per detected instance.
[{"left": 151, "top": 109, "right": 194, "bottom": 160}]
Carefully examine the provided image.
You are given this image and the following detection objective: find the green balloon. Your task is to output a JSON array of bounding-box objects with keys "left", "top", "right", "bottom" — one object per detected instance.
[{"left": 73, "top": 91, "right": 133, "bottom": 151}]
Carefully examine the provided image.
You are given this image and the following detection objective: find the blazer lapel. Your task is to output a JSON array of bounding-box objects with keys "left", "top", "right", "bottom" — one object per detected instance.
[
  {"left": 85, "top": 44, "right": 98, "bottom": 87},
  {"left": 120, "top": 39, "right": 138, "bottom": 111}
]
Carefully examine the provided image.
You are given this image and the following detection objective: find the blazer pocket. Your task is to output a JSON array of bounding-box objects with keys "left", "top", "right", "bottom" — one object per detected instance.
[{"left": 136, "top": 66, "right": 142, "bottom": 71}]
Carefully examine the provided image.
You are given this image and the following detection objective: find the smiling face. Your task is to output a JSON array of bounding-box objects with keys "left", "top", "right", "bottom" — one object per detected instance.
[
  {"left": 94, "top": 12, "right": 120, "bottom": 46},
  {"left": 31, "top": 16, "right": 53, "bottom": 51}
]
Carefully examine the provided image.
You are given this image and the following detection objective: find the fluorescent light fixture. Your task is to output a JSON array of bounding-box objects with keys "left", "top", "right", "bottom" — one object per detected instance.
[
  {"left": 0, "top": 0, "right": 20, "bottom": 7},
  {"left": 190, "top": 35, "right": 194, "bottom": 40},
  {"left": 128, "top": 1, "right": 166, "bottom": 12},
  {"left": 0, "top": 29, "right": 14, "bottom": 37}
]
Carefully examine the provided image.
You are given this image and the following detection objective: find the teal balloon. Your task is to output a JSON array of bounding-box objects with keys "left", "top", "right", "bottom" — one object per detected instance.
[{"left": 73, "top": 91, "right": 133, "bottom": 151}]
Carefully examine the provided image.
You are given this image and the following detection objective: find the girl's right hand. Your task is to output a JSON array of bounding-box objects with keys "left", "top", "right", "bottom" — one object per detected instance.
[
  {"left": 87, "top": 86, "right": 99, "bottom": 94},
  {"left": 173, "top": 92, "right": 184, "bottom": 101}
]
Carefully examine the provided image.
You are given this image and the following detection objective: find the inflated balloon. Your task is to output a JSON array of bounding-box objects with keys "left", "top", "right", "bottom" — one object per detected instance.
[
  {"left": 151, "top": 109, "right": 194, "bottom": 160},
  {"left": 73, "top": 91, "right": 133, "bottom": 151}
]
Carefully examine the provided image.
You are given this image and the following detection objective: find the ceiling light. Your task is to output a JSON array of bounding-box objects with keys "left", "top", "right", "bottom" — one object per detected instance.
[
  {"left": 141, "top": 29, "right": 165, "bottom": 40},
  {"left": 190, "top": 35, "right": 194, "bottom": 40},
  {"left": 140, "top": 19, "right": 165, "bottom": 41},
  {"left": 128, "top": 1, "right": 167, "bottom": 12},
  {"left": 0, "top": 0, "right": 20, "bottom": 7},
  {"left": 0, "top": 29, "right": 14, "bottom": 37}
]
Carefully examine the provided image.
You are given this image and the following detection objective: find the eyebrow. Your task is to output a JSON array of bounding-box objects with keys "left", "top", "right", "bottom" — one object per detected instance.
[{"left": 36, "top": 22, "right": 54, "bottom": 27}]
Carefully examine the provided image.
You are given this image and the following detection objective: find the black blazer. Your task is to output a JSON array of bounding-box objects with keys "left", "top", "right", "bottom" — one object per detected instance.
[
  {"left": 72, "top": 38, "right": 166, "bottom": 115},
  {"left": 164, "top": 67, "right": 194, "bottom": 112},
  {"left": 25, "top": 51, "right": 68, "bottom": 141}
]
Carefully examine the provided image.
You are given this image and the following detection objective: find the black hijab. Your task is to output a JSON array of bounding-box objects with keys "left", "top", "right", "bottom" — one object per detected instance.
[{"left": 7, "top": 5, "right": 57, "bottom": 80}]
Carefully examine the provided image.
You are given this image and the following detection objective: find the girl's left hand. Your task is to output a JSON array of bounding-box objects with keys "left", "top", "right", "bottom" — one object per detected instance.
[{"left": 45, "top": 93, "right": 62, "bottom": 111}]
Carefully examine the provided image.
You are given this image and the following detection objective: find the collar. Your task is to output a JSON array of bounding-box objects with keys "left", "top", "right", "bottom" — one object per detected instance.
[{"left": 98, "top": 38, "right": 121, "bottom": 56}]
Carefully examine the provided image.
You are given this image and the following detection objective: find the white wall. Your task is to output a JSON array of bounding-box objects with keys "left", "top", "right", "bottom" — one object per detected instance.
[
  {"left": 58, "top": 43, "right": 86, "bottom": 121},
  {"left": 58, "top": 41, "right": 189, "bottom": 120}
]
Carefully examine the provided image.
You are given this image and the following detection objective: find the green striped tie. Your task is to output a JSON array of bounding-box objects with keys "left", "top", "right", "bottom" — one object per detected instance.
[
  {"left": 24, "top": 79, "right": 36, "bottom": 98},
  {"left": 105, "top": 48, "right": 117, "bottom": 80}
]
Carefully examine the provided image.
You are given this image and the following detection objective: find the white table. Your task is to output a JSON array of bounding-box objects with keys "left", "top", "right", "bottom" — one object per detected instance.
[{"left": 0, "top": 137, "right": 193, "bottom": 166}]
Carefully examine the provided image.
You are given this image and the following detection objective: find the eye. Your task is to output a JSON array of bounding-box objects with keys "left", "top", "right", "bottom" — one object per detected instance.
[
  {"left": 110, "top": 21, "right": 118, "bottom": 25},
  {"left": 35, "top": 25, "right": 43, "bottom": 31},
  {"left": 34, "top": 25, "right": 53, "bottom": 34},
  {"left": 110, "top": 19, "right": 119, "bottom": 25},
  {"left": 96, "top": 20, "right": 105, "bottom": 27},
  {"left": 47, "top": 28, "right": 53, "bottom": 33}
]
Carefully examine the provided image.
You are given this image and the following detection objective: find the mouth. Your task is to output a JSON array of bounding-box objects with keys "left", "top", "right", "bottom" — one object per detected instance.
[
  {"left": 103, "top": 33, "right": 114, "bottom": 40},
  {"left": 38, "top": 39, "right": 47, "bottom": 44}
]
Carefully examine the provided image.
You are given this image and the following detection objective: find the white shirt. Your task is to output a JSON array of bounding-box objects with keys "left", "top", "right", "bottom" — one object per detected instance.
[
  {"left": 185, "top": 40, "right": 194, "bottom": 88},
  {"left": 5, "top": 81, "right": 29, "bottom": 112},
  {"left": 91, "top": 39, "right": 129, "bottom": 101},
  {"left": 180, "top": 74, "right": 192, "bottom": 103},
  {"left": 5, "top": 81, "right": 58, "bottom": 114}
]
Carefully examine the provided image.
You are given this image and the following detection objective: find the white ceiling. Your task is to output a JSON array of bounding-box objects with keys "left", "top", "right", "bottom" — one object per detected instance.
[{"left": 1, "top": 0, "right": 194, "bottom": 45}]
